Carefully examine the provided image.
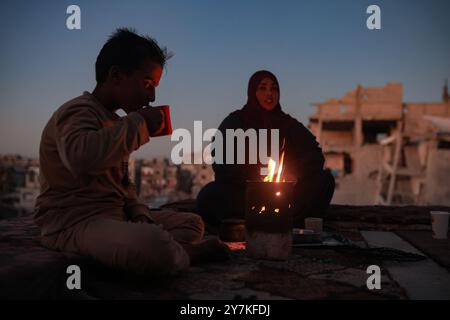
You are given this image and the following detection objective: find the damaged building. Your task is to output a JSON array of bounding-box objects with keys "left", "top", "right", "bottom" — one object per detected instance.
[{"left": 309, "top": 82, "right": 450, "bottom": 206}]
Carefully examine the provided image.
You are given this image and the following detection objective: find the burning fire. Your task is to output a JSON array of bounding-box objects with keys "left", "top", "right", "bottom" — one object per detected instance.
[
  {"left": 263, "top": 152, "right": 285, "bottom": 183},
  {"left": 253, "top": 151, "right": 289, "bottom": 215}
]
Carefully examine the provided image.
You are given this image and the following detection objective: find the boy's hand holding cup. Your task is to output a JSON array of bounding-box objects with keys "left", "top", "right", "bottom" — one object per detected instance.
[{"left": 137, "top": 105, "right": 173, "bottom": 137}]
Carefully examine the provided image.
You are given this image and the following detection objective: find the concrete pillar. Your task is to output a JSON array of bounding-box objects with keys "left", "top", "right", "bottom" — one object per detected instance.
[
  {"left": 354, "top": 85, "right": 363, "bottom": 147},
  {"left": 317, "top": 118, "right": 323, "bottom": 146}
]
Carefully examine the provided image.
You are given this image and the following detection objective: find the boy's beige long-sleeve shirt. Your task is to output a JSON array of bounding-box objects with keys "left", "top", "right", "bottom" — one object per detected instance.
[{"left": 34, "top": 92, "right": 151, "bottom": 236}]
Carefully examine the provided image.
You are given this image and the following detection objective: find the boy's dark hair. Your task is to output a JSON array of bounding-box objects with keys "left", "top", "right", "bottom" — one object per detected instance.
[{"left": 95, "top": 28, "right": 172, "bottom": 83}]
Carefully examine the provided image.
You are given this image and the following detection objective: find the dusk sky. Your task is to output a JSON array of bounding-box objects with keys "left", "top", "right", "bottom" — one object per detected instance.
[{"left": 1, "top": 0, "right": 449, "bottom": 159}]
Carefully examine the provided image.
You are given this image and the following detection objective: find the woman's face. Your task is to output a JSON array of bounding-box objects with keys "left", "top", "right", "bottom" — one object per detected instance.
[{"left": 255, "top": 77, "right": 279, "bottom": 111}]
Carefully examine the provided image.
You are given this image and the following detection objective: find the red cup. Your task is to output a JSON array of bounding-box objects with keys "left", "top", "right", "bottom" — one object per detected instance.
[{"left": 152, "top": 105, "right": 173, "bottom": 136}]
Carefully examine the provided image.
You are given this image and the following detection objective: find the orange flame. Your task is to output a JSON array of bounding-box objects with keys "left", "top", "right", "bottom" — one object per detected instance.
[
  {"left": 263, "top": 151, "right": 285, "bottom": 182},
  {"left": 275, "top": 152, "right": 284, "bottom": 182}
]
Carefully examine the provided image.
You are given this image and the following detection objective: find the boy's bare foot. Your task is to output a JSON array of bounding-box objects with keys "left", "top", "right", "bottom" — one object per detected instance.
[{"left": 182, "top": 238, "right": 230, "bottom": 265}]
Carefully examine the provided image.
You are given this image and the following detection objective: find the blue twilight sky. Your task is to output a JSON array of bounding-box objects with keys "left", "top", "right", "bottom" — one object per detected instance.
[{"left": 1, "top": 0, "right": 449, "bottom": 159}]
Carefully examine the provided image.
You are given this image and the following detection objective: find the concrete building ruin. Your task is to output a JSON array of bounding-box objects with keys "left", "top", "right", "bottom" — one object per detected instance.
[
  {"left": 134, "top": 157, "right": 214, "bottom": 208},
  {"left": 0, "top": 165, "right": 40, "bottom": 214},
  {"left": 309, "top": 82, "right": 450, "bottom": 205}
]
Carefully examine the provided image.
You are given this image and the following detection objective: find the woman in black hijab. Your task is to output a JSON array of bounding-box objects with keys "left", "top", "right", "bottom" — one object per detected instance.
[{"left": 197, "top": 70, "right": 335, "bottom": 228}]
